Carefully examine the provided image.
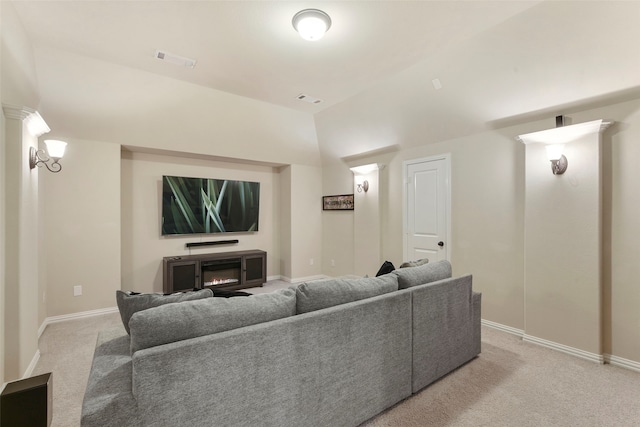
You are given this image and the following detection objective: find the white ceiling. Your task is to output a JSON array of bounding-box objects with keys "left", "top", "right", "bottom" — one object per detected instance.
[{"left": 9, "top": 1, "right": 640, "bottom": 142}]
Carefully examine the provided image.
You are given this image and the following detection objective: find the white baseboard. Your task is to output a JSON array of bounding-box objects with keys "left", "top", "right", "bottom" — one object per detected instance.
[
  {"left": 604, "top": 354, "right": 640, "bottom": 373},
  {"left": 23, "top": 349, "right": 41, "bottom": 379},
  {"left": 481, "top": 319, "right": 524, "bottom": 337},
  {"left": 523, "top": 334, "right": 604, "bottom": 364},
  {"left": 38, "top": 306, "right": 119, "bottom": 338},
  {"left": 483, "top": 318, "right": 604, "bottom": 364}
]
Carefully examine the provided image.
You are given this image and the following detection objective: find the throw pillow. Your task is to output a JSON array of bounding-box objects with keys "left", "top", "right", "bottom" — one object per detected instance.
[
  {"left": 296, "top": 274, "right": 398, "bottom": 314},
  {"left": 392, "top": 259, "right": 452, "bottom": 289},
  {"left": 375, "top": 260, "right": 396, "bottom": 277},
  {"left": 399, "top": 258, "right": 429, "bottom": 268},
  {"left": 116, "top": 288, "right": 213, "bottom": 335},
  {"left": 128, "top": 288, "right": 296, "bottom": 353}
]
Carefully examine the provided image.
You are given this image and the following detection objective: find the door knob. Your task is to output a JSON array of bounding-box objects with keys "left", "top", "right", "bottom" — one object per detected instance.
[{"left": 438, "top": 241, "right": 444, "bottom": 247}]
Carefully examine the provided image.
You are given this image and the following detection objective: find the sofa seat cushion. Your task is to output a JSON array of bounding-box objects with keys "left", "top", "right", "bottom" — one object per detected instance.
[
  {"left": 296, "top": 274, "right": 398, "bottom": 314},
  {"left": 129, "top": 288, "right": 296, "bottom": 353},
  {"left": 81, "top": 327, "right": 140, "bottom": 427},
  {"left": 116, "top": 289, "right": 213, "bottom": 334},
  {"left": 393, "top": 259, "right": 452, "bottom": 289}
]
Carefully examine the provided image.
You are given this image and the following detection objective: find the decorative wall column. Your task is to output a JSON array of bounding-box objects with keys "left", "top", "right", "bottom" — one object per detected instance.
[
  {"left": 351, "top": 164, "right": 384, "bottom": 277},
  {"left": 518, "top": 119, "right": 612, "bottom": 362},
  {"left": 2, "top": 104, "right": 49, "bottom": 381}
]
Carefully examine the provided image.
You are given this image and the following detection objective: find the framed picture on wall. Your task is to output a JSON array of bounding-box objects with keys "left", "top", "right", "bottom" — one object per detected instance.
[{"left": 322, "top": 194, "right": 354, "bottom": 211}]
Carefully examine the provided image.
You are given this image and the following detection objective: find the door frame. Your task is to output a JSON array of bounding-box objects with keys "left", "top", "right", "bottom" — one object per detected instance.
[{"left": 402, "top": 153, "right": 452, "bottom": 262}]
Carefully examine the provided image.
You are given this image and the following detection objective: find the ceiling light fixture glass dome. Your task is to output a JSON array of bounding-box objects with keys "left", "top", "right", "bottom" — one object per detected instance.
[{"left": 292, "top": 9, "right": 331, "bottom": 41}]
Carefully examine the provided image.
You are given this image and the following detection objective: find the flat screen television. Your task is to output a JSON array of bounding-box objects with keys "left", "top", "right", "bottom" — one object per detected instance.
[{"left": 162, "top": 175, "right": 260, "bottom": 235}]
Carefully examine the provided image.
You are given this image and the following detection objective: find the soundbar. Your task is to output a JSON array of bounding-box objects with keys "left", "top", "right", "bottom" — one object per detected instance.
[{"left": 186, "top": 240, "right": 239, "bottom": 248}]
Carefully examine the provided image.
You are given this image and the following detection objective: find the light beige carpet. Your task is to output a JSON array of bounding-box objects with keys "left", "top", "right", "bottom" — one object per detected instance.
[
  {"left": 363, "top": 329, "right": 640, "bottom": 427},
  {"left": 33, "top": 301, "right": 640, "bottom": 427}
]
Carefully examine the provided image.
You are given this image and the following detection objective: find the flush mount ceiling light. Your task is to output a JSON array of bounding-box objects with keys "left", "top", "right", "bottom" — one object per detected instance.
[{"left": 292, "top": 9, "right": 331, "bottom": 41}]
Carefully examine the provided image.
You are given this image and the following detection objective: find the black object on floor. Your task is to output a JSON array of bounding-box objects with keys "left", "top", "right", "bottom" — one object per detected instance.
[{"left": 0, "top": 372, "right": 52, "bottom": 427}]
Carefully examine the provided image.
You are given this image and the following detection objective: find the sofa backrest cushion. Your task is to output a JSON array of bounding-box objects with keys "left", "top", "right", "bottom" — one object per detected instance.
[
  {"left": 129, "top": 288, "right": 296, "bottom": 353},
  {"left": 296, "top": 274, "right": 398, "bottom": 314},
  {"left": 116, "top": 289, "right": 213, "bottom": 334},
  {"left": 393, "top": 259, "right": 452, "bottom": 289}
]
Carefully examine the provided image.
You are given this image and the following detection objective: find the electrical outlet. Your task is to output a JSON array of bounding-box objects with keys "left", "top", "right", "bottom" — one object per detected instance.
[
  {"left": 73, "top": 285, "right": 82, "bottom": 297},
  {"left": 331, "top": 259, "right": 336, "bottom": 267},
  {"left": 309, "top": 258, "right": 314, "bottom": 266},
  {"left": 42, "top": 291, "right": 46, "bottom": 303}
]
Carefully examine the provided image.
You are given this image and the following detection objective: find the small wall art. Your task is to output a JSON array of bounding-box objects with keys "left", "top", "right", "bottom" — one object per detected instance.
[{"left": 322, "top": 194, "right": 354, "bottom": 211}]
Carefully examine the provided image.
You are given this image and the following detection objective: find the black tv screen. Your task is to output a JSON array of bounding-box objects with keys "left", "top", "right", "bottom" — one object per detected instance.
[{"left": 162, "top": 175, "right": 260, "bottom": 235}]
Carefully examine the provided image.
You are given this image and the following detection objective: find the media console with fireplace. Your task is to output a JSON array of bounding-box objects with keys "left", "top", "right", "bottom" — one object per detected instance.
[{"left": 163, "top": 250, "right": 266, "bottom": 293}]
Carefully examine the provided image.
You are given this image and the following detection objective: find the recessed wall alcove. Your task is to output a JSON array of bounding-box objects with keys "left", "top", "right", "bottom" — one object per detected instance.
[{"left": 518, "top": 119, "right": 612, "bottom": 361}]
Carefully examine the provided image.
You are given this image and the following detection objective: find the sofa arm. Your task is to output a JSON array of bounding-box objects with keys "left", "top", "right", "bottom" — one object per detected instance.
[
  {"left": 410, "top": 274, "right": 481, "bottom": 393},
  {"left": 81, "top": 328, "right": 140, "bottom": 427}
]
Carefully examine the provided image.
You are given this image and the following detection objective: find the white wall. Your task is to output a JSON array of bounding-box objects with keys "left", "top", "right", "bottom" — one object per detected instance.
[
  {"left": 353, "top": 168, "right": 382, "bottom": 277},
  {"left": 321, "top": 163, "right": 354, "bottom": 277},
  {"left": 1, "top": 0, "right": 43, "bottom": 382},
  {"left": 0, "top": 0, "right": 5, "bottom": 388},
  {"left": 33, "top": 47, "right": 321, "bottom": 168},
  {"left": 287, "top": 164, "right": 323, "bottom": 281},
  {"left": 524, "top": 128, "right": 603, "bottom": 356},
  {"left": 2, "top": 109, "right": 43, "bottom": 381},
  {"left": 121, "top": 151, "right": 281, "bottom": 293},
  {"left": 316, "top": 95, "right": 640, "bottom": 366},
  {"left": 279, "top": 166, "right": 292, "bottom": 280},
  {"left": 606, "top": 100, "right": 640, "bottom": 364},
  {"left": 43, "top": 138, "right": 121, "bottom": 316},
  {"left": 0, "top": 1, "right": 39, "bottom": 109},
  {"left": 0, "top": 108, "right": 5, "bottom": 388}
]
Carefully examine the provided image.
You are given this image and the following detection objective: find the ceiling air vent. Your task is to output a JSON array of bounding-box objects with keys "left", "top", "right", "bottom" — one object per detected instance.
[
  {"left": 154, "top": 50, "right": 197, "bottom": 69},
  {"left": 296, "top": 94, "right": 323, "bottom": 104}
]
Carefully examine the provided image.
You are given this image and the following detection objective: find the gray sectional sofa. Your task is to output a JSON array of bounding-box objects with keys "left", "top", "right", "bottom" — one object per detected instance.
[{"left": 81, "top": 260, "right": 481, "bottom": 427}]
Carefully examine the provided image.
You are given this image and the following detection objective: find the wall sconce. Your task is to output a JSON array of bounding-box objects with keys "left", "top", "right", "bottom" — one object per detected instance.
[
  {"left": 30, "top": 140, "right": 67, "bottom": 173},
  {"left": 518, "top": 117, "right": 612, "bottom": 176},
  {"left": 546, "top": 144, "right": 568, "bottom": 175},
  {"left": 350, "top": 163, "right": 384, "bottom": 193},
  {"left": 356, "top": 180, "right": 369, "bottom": 193}
]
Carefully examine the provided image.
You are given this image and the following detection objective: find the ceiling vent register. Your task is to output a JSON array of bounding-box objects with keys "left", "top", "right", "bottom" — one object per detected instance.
[
  {"left": 154, "top": 50, "right": 197, "bottom": 69},
  {"left": 296, "top": 94, "right": 323, "bottom": 104}
]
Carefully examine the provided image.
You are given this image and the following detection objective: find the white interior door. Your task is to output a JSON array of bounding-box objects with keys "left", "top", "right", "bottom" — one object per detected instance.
[{"left": 404, "top": 155, "right": 450, "bottom": 262}]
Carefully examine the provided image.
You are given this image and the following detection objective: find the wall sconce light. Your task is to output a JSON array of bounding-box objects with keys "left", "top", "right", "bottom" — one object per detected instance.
[
  {"left": 30, "top": 139, "right": 67, "bottom": 173},
  {"left": 356, "top": 180, "right": 369, "bottom": 193},
  {"left": 292, "top": 9, "right": 331, "bottom": 41},
  {"left": 350, "top": 163, "right": 384, "bottom": 193},
  {"left": 545, "top": 144, "right": 568, "bottom": 175},
  {"left": 518, "top": 117, "right": 612, "bottom": 176}
]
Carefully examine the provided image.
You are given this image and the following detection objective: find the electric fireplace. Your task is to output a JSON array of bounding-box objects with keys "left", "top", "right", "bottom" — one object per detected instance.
[{"left": 201, "top": 258, "right": 241, "bottom": 287}]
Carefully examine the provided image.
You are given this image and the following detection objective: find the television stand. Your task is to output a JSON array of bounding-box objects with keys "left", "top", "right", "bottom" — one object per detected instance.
[{"left": 162, "top": 250, "right": 266, "bottom": 294}]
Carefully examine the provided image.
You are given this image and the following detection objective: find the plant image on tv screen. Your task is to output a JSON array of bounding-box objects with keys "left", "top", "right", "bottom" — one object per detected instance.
[{"left": 162, "top": 175, "right": 260, "bottom": 235}]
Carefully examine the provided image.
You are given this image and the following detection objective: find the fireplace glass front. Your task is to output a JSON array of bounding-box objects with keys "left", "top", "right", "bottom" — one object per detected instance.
[{"left": 201, "top": 258, "right": 241, "bottom": 287}]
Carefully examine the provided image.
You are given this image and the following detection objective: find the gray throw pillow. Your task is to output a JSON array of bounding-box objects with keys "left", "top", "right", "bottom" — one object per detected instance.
[
  {"left": 129, "top": 288, "right": 296, "bottom": 353},
  {"left": 393, "top": 259, "right": 452, "bottom": 289},
  {"left": 116, "top": 289, "right": 213, "bottom": 334},
  {"left": 296, "top": 274, "right": 398, "bottom": 314},
  {"left": 399, "top": 258, "right": 429, "bottom": 268}
]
